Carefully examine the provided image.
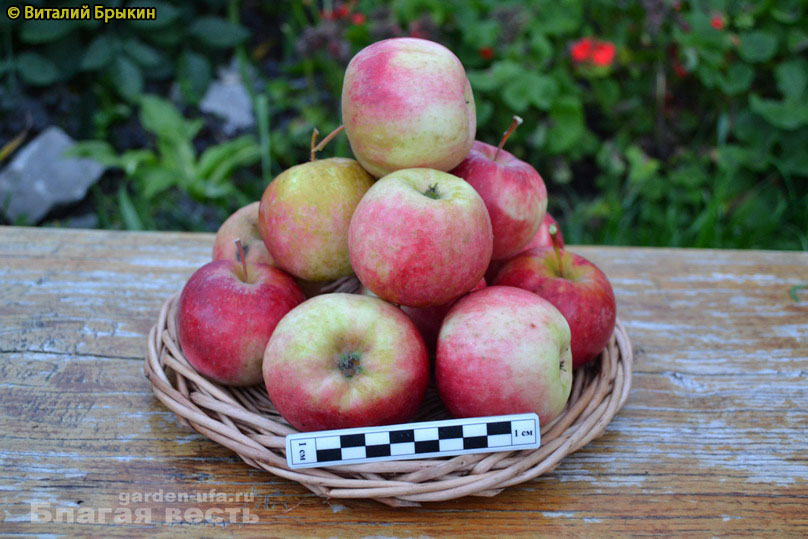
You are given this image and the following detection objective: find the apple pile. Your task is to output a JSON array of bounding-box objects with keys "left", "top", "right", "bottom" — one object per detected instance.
[{"left": 175, "top": 38, "right": 616, "bottom": 434}]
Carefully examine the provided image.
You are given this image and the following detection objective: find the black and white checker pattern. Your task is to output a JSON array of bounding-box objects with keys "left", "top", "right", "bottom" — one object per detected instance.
[{"left": 286, "top": 414, "right": 539, "bottom": 469}]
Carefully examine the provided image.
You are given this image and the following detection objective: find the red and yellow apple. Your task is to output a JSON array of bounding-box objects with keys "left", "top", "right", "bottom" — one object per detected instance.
[
  {"left": 349, "top": 168, "right": 493, "bottom": 307},
  {"left": 341, "top": 37, "right": 476, "bottom": 177},
  {"left": 450, "top": 118, "right": 548, "bottom": 260},
  {"left": 177, "top": 260, "right": 305, "bottom": 386},
  {"left": 436, "top": 286, "right": 572, "bottom": 425},
  {"left": 486, "top": 212, "right": 563, "bottom": 283},
  {"left": 263, "top": 293, "right": 429, "bottom": 431},
  {"left": 494, "top": 244, "right": 616, "bottom": 369},
  {"left": 212, "top": 202, "right": 273, "bottom": 266},
  {"left": 259, "top": 157, "right": 374, "bottom": 281}
]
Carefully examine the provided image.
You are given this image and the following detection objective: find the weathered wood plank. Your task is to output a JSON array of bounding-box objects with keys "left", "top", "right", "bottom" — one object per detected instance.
[{"left": 0, "top": 226, "right": 806, "bottom": 536}]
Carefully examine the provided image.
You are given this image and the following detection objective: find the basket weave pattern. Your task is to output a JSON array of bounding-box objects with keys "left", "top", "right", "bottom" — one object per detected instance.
[{"left": 145, "top": 288, "right": 633, "bottom": 507}]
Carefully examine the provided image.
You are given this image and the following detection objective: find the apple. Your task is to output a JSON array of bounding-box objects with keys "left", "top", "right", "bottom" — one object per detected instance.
[
  {"left": 259, "top": 127, "right": 375, "bottom": 281},
  {"left": 349, "top": 168, "right": 493, "bottom": 307},
  {"left": 341, "top": 37, "right": 476, "bottom": 177},
  {"left": 493, "top": 230, "right": 616, "bottom": 368},
  {"left": 177, "top": 252, "right": 305, "bottom": 386},
  {"left": 359, "top": 277, "right": 486, "bottom": 351},
  {"left": 485, "top": 212, "right": 564, "bottom": 283},
  {"left": 450, "top": 116, "right": 548, "bottom": 260},
  {"left": 212, "top": 202, "right": 273, "bottom": 266},
  {"left": 436, "top": 286, "right": 572, "bottom": 425},
  {"left": 263, "top": 293, "right": 430, "bottom": 431}
]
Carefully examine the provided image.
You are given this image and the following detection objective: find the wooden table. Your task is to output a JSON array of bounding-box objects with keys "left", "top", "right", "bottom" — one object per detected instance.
[{"left": 1, "top": 226, "right": 806, "bottom": 536}]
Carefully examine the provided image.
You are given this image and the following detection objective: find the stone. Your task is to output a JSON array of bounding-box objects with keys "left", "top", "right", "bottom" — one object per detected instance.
[
  {"left": 199, "top": 68, "right": 254, "bottom": 136},
  {"left": 0, "top": 127, "right": 106, "bottom": 224}
]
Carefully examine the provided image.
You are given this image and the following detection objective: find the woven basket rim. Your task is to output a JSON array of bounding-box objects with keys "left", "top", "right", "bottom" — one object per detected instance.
[{"left": 144, "top": 290, "right": 633, "bottom": 507}]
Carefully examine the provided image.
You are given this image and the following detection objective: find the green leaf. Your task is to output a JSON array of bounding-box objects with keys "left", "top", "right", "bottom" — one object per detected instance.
[
  {"left": 188, "top": 17, "right": 249, "bottom": 49},
  {"left": 118, "top": 186, "right": 143, "bottom": 230},
  {"left": 529, "top": 32, "right": 553, "bottom": 68},
  {"left": 137, "top": 165, "right": 177, "bottom": 199},
  {"left": 139, "top": 95, "right": 187, "bottom": 140},
  {"left": 20, "top": 19, "right": 77, "bottom": 44},
  {"left": 546, "top": 96, "right": 584, "bottom": 154},
  {"left": 196, "top": 136, "right": 257, "bottom": 180},
  {"left": 203, "top": 137, "right": 261, "bottom": 184},
  {"left": 80, "top": 35, "right": 115, "bottom": 71},
  {"left": 502, "top": 83, "right": 532, "bottom": 113},
  {"left": 178, "top": 50, "right": 212, "bottom": 103},
  {"left": 625, "top": 145, "right": 660, "bottom": 185},
  {"left": 779, "top": 128, "right": 808, "bottom": 175},
  {"left": 66, "top": 141, "right": 122, "bottom": 168},
  {"left": 787, "top": 29, "right": 808, "bottom": 52},
  {"left": 119, "top": 149, "right": 156, "bottom": 175},
  {"left": 123, "top": 38, "right": 163, "bottom": 68},
  {"left": 467, "top": 69, "right": 499, "bottom": 92},
  {"left": 524, "top": 73, "right": 559, "bottom": 110},
  {"left": 127, "top": 0, "right": 180, "bottom": 29},
  {"left": 719, "top": 63, "right": 754, "bottom": 95},
  {"left": 750, "top": 94, "right": 808, "bottom": 130},
  {"left": 738, "top": 31, "right": 778, "bottom": 63},
  {"left": 16, "top": 52, "right": 60, "bottom": 86},
  {"left": 110, "top": 56, "right": 144, "bottom": 101},
  {"left": 775, "top": 59, "right": 808, "bottom": 99}
]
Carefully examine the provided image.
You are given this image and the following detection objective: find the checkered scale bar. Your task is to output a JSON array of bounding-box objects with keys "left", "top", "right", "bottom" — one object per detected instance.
[{"left": 285, "top": 413, "right": 540, "bottom": 469}]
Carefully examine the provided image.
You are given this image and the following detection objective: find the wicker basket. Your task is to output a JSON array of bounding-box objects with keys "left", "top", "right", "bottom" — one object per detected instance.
[{"left": 144, "top": 285, "right": 633, "bottom": 507}]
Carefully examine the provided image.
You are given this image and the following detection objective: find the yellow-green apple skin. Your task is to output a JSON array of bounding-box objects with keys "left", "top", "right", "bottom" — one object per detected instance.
[
  {"left": 349, "top": 168, "right": 493, "bottom": 308},
  {"left": 341, "top": 37, "right": 476, "bottom": 177},
  {"left": 263, "top": 293, "right": 430, "bottom": 431},
  {"left": 258, "top": 157, "right": 375, "bottom": 281},
  {"left": 436, "top": 286, "right": 573, "bottom": 425},
  {"left": 212, "top": 202, "right": 274, "bottom": 266}
]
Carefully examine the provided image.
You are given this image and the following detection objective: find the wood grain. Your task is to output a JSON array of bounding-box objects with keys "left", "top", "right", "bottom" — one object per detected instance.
[{"left": 0, "top": 226, "right": 806, "bottom": 536}]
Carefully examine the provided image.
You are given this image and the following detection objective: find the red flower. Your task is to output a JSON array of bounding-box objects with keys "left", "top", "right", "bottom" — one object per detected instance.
[
  {"left": 673, "top": 59, "right": 688, "bottom": 78},
  {"left": 710, "top": 14, "right": 725, "bottom": 30},
  {"left": 479, "top": 46, "right": 494, "bottom": 60},
  {"left": 591, "top": 42, "right": 616, "bottom": 67},
  {"left": 570, "top": 38, "right": 594, "bottom": 63},
  {"left": 352, "top": 13, "right": 366, "bottom": 25},
  {"left": 571, "top": 38, "right": 616, "bottom": 68},
  {"left": 334, "top": 4, "right": 350, "bottom": 18}
]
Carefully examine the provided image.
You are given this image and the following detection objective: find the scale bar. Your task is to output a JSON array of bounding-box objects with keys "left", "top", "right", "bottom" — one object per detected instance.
[{"left": 286, "top": 413, "right": 540, "bottom": 469}]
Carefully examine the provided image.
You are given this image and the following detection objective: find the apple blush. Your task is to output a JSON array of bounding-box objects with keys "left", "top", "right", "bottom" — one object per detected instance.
[
  {"left": 486, "top": 212, "right": 564, "bottom": 283},
  {"left": 263, "top": 293, "right": 430, "bottom": 432},
  {"left": 451, "top": 115, "right": 548, "bottom": 260},
  {"left": 436, "top": 286, "right": 573, "bottom": 425},
  {"left": 177, "top": 255, "right": 305, "bottom": 386},
  {"left": 341, "top": 37, "right": 476, "bottom": 177},
  {"left": 494, "top": 227, "right": 616, "bottom": 368},
  {"left": 349, "top": 168, "right": 493, "bottom": 308}
]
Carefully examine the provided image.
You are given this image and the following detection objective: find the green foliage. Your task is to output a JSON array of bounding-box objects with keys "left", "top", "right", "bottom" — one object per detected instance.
[
  {"left": 69, "top": 95, "right": 259, "bottom": 229},
  {"left": 284, "top": 0, "right": 803, "bottom": 250},
  {"left": 4, "top": 0, "right": 806, "bottom": 249},
  {"left": 3, "top": 1, "right": 248, "bottom": 103}
]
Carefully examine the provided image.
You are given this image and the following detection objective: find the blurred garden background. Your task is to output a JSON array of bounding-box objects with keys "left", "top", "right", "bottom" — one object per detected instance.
[{"left": 1, "top": 0, "right": 806, "bottom": 250}]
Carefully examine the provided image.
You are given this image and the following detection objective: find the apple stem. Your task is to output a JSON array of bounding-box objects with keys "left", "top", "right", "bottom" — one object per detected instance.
[
  {"left": 234, "top": 238, "right": 248, "bottom": 282},
  {"left": 310, "top": 124, "right": 345, "bottom": 161},
  {"left": 548, "top": 224, "right": 565, "bottom": 277},
  {"left": 309, "top": 128, "right": 320, "bottom": 161},
  {"left": 423, "top": 183, "right": 441, "bottom": 199},
  {"left": 494, "top": 115, "right": 523, "bottom": 161}
]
